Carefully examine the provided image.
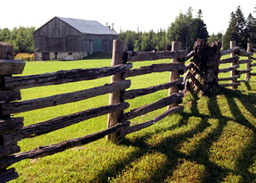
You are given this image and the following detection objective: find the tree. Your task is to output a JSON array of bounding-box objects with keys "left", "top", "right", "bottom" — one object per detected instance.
[
  {"left": 0, "top": 28, "right": 11, "bottom": 42},
  {"left": 119, "top": 29, "right": 168, "bottom": 52},
  {"left": 235, "top": 6, "right": 248, "bottom": 48},
  {"left": 197, "top": 9, "right": 203, "bottom": 19},
  {"left": 187, "top": 7, "right": 193, "bottom": 17},
  {"left": 167, "top": 13, "right": 192, "bottom": 51},
  {"left": 223, "top": 12, "right": 237, "bottom": 49},
  {"left": 140, "top": 31, "right": 155, "bottom": 51},
  {"left": 0, "top": 27, "right": 35, "bottom": 53},
  {"left": 167, "top": 9, "right": 208, "bottom": 51},
  {"left": 208, "top": 33, "right": 223, "bottom": 45},
  {"left": 191, "top": 18, "right": 208, "bottom": 41},
  {"left": 246, "top": 13, "right": 256, "bottom": 44},
  {"left": 223, "top": 6, "right": 247, "bottom": 49},
  {"left": 119, "top": 30, "right": 138, "bottom": 51},
  {"left": 155, "top": 29, "right": 167, "bottom": 51}
]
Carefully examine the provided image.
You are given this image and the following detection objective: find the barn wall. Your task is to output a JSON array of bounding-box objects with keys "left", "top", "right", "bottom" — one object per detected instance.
[
  {"left": 34, "top": 17, "right": 119, "bottom": 61},
  {"left": 34, "top": 17, "right": 83, "bottom": 52},
  {"left": 83, "top": 34, "right": 118, "bottom": 53},
  {"left": 35, "top": 51, "right": 87, "bottom": 61}
]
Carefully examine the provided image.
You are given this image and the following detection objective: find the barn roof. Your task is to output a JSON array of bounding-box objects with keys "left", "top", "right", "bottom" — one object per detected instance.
[{"left": 57, "top": 17, "right": 118, "bottom": 36}]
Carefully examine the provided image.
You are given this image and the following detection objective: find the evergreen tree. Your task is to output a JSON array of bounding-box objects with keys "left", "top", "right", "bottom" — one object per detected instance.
[
  {"left": 140, "top": 31, "right": 154, "bottom": 51},
  {"left": 156, "top": 29, "right": 167, "bottom": 51},
  {"left": 134, "top": 32, "right": 142, "bottom": 51},
  {"left": 223, "top": 6, "right": 247, "bottom": 49},
  {"left": 197, "top": 9, "right": 203, "bottom": 19},
  {"left": 235, "top": 6, "right": 247, "bottom": 48},
  {"left": 223, "top": 12, "right": 237, "bottom": 49},
  {"left": 246, "top": 13, "right": 256, "bottom": 44}
]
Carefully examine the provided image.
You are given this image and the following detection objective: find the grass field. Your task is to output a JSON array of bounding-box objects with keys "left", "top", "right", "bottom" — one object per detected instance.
[{"left": 10, "top": 55, "right": 256, "bottom": 183}]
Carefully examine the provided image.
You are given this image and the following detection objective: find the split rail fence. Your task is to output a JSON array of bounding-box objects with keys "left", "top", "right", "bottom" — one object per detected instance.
[
  {"left": 0, "top": 40, "right": 187, "bottom": 182},
  {"left": 0, "top": 40, "right": 255, "bottom": 182},
  {"left": 218, "top": 41, "right": 255, "bottom": 87}
]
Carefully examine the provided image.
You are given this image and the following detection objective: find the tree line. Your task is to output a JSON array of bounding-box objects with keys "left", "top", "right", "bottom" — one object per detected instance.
[
  {"left": 0, "top": 27, "right": 35, "bottom": 53},
  {"left": 223, "top": 6, "right": 256, "bottom": 49},
  {"left": 0, "top": 6, "right": 255, "bottom": 53},
  {"left": 120, "top": 6, "right": 256, "bottom": 51},
  {"left": 120, "top": 8, "right": 208, "bottom": 52}
]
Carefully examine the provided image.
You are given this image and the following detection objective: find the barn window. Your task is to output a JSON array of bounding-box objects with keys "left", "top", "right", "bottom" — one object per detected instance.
[
  {"left": 68, "top": 52, "right": 73, "bottom": 55},
  {"left": 54, "top": 52, "right": 58, "bottom": 59}
]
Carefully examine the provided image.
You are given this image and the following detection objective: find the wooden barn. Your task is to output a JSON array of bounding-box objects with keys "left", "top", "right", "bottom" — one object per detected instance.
[{"left": 33, "top": 17, "right": 119, "bottom": 61}]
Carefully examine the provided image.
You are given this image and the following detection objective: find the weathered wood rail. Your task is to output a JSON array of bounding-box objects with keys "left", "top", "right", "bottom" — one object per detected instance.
[
  {"left": 218, "top": 41, "right": 255, "bottom": 87},
  {"left": 0, "top": 40, "right": 186, "bottom": 182},
  {"left": 4, "top": 64, "right": 132, "bottom": 89}
]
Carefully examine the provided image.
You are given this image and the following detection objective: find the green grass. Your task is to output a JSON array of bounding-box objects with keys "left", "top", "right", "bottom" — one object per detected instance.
[{"left": 10, "top": 56, "right": 256, "bottom": 183}]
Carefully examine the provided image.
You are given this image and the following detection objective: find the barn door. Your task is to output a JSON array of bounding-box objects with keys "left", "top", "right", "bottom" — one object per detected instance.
[
  {"left": 93, "top": 39, "right": 102, "bottom": 52},
  {"left": 42, "top": 52, "right": 50, "bottom": 61}
]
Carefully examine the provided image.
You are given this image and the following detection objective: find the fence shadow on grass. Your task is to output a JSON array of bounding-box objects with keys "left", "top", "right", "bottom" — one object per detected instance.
[
  {"left": 244, "top": 81, "right": 252, "bottom": 90},
  {"left": 193, "top": 87, "right": 256, "bottom": 182},
  {"left": 221, "top": 87, "right": 256, "bottom": 182},
  {"left": 93, "top": 87, "right": 256, "bottom": 183},
  {"left": 93, "top": 97, "right": 206, "bottom": 182},
  {"left": 95, "top": 118, "right": 189, "bottom": 182},
  {"left": 94, "top": 94, "right": 211, "bottom": 182}
]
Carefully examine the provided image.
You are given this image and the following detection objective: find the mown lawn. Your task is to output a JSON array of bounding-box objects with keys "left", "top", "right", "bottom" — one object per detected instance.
[{"left": 10, "top": 55, "right": 256, "bottom": 183}]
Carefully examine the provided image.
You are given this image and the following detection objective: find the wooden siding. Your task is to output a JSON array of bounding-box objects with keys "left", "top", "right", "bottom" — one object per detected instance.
[
  {"left": 34, "top": 17, "right": 83, "bottom": 52},
  {"left": 34, "top": 17, "right": 118, "bottom": 55},
  {"left": 83, "top": 34, "right": 117, "bottom": 53}
]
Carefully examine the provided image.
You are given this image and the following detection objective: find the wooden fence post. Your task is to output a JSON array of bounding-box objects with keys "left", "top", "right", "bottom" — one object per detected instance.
[
  {"left": 0, "top": 44, "right": 25, "bottom": 182},
  {"left": 246, "top": 43, "right": 252, "bottom": 81},
  {"left": 107, "top": 40, "right": 128, "bottom": 143},
  {"left": 167, "top": 41, "right": 181, "bottom": 109},
  {"left": 230, "top": 41, "right": 238, "bottom": 89}
]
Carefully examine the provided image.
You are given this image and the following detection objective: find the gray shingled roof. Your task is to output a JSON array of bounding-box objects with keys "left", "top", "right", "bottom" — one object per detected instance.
[{"left": 58, "top": 17, "right": 118, "bottom": 36}]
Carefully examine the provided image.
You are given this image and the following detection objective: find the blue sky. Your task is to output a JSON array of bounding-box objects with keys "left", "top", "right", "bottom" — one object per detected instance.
[{"left": 1, "top": 0, "right": 255, "bottom": 34}]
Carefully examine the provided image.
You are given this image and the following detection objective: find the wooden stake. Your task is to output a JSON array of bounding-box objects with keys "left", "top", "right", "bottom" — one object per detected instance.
[
  {"left": 230, "top": 41, "right": 238, "bottom": 89},
  {"left": 107, "top": 40, "right": 127, "bottom": 143},
  {"left": 0, "top": 43, "right": 25, "bottom": 182},
  {"left": 246, "top": 43, "right": 252, "bottom": 81},
  {"left": 167, "top": 41, "right": 181, "bottom": 109}
]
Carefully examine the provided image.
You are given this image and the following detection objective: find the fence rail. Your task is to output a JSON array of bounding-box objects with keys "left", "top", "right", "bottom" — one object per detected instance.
[
  {"left": 126, "top": 50, "right": 187, "bottom": 62},
  {"left": 1, "top": 80, "right": 131, "bottom": 115},
  {"left": 218, "top": 41, "right": 255, "bottom": 85},
  {"left": 124, "top": 63, "right": 185, "bottom": 78},
  {"left": 3, "top": 64, "right": 132, "bottom": 89},
  {"left": 123, "top": 78, "right": 183, "bottom": 100}
]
